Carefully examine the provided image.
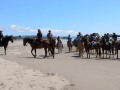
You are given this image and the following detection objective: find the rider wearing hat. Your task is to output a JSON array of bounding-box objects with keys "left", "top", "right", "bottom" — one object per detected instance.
[
  {"left": 112, "top": 32, "right": 117, "bottom": 41},
  {"left": 47, "top": 30, "right": 53, "bottom": 40},
  {"left": 36, "top": 29, "right": 42, "bottom": 44}
]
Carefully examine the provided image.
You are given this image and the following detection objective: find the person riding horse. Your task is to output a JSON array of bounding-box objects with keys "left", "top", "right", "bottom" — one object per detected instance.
[
  {"left": 89, "top": 33, "right": 97, "bottom": 48},
  {"left": 47, "top": 30, "right": 54, "bottom": 49},
  {"left": 67, "top": 35, "right": 72, "bottom": 46},
  {"left": 112, "top": 33, "right": 117, "bottom": 42},
  {"left": 0, "top": 30, "right": 3, "bottom": 45},
  {"left": 74, "top": 32, "right": 83, "bottom": 46},
  {"left": 36, "top": 29, "right": 42, "bottom": 45}
]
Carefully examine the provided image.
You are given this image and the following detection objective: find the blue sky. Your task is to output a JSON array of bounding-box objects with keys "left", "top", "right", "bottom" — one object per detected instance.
[{"left": 0, "top": 0, "right": 120, "bottom": 36}]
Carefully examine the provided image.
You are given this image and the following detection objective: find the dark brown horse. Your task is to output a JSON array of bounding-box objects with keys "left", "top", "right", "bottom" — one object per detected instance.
[
  {"left": 100, "top": 37, "right": 112, "bottom": 58},
  {"left": 114, "top": 41, "right": 120, "bottom": 59},
  {"left": 83, "top": 36, "right": 91, "bottom": 58},
  {"left": 23, "top": 38, "right": 56, "bottom": 58},
  {"left": 0, "top": 36, "right": 13, "bottom": 55}
]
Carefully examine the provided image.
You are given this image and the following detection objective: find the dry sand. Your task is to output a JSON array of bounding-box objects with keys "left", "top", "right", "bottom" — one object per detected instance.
[{"left": 1, "top": 39, "right": 120, "bottom": 90}]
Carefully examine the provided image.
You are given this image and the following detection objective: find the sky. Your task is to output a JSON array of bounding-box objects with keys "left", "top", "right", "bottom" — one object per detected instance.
[{"left": 0, "top": 0, "right": 120, "bottom": 36}]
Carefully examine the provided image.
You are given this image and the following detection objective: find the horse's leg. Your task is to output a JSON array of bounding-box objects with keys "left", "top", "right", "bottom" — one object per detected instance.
[
  {"left": 4, "top": 46, "right": 7, "bottom": 55},
  {"left": 108, "top": 50, "right": 111, "bottom": 58},
  {"left": 86, "top": 50, "right": 88, "bottom": 58},
  {"left": 103, "top": 50, "right": 104, "bottom": 58},
  {"left": 31, "top": 48, "right": 36, "bottom": 58},
  {"left": 69, "top": 46, "right": 70, "bottom": 53},
  {"left": 116, "top": 49, "right": 118, "bottom": 59},
  {"left": 61, "top": 46, "right": 62, "bottom": 53},
  {"left": 89, "top": 50, "right": 90, "bottom": 58},
  {"left": 106, "top": 50, "right": 109, "bottom": 58},
  {"left": 44, "top": 48, "right": 47, "bottom": 58},
  {"left": 71, "top": 46, "right": 72, "bottom": 52},
  {"left": 79, "top": 49, "right": 80, "bottom": 57},
  {"left": 99, "top": 48, "right": 101, "bottom": 58},
  {"left": 34, "top": 48, "right": 36, "bottom": 58},
  {"left": 58, "top": 47, "right": 60, "bottom": 54},
  {"left": 95, "top": 49, "right": 98, "bottom": 58},
  {"left": 52, "top": 47, "right": 55, "bottom": 58}
]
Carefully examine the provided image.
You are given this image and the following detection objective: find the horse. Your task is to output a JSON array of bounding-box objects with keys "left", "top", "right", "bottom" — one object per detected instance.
[
  {"left": 56, "top": 39, "right": 63, "bottom": 54},
  {"left": 23, "top": 38, "right": 56, "bottom": 58},
  {"left": 77, "top": 37, "right": 84, "bottom": 57},
  {"left": 83, "top": 36, "right": 91, "bottom": 58},
  {"left": 94, "top": 41, "right": 101, "bottom": 58},
  {"left": 100, "top": 38, "right": 112, "bottom": 58},
  {"left": 67, "top": 40, "right": 72, "bottom": 53},
  {"left": 72, "top": 39, "right": 79, "bottom": 52},
  {"left": 0, "top": 36, "right": 14, "bottom": 55},
  {"left": 114, "top": 41, "right": 120, "bottom": 59}
]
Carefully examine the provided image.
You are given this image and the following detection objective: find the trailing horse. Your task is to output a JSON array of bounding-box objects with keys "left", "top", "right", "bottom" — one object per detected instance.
[
  {"left": 23, "top": 38, "right": 56, "bottom": 58},
  {"left": 0, "top": 35, "right": 13, "bottom": 55}
]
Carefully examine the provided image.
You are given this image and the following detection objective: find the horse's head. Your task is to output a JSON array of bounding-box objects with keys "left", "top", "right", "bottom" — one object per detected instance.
[
  {"left": 9, "top": 36, "right": 14, "bottom": 43},
  {"left": 23, "top": 38, "right": 27, "bottom": 46},
  {"left": 4, "top": 35, "right": 14, "bottom": 43}
]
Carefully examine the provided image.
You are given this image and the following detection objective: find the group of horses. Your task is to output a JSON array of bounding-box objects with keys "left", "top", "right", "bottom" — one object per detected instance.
[
  {"left": 67, "top": 36, "right": 120, "bottom": 59},
  {"left": 1, "top": 35, "right": 120, "bottom": 59},
  {"left": 0, "top": 36, "right": 62, "bottom": 59}
]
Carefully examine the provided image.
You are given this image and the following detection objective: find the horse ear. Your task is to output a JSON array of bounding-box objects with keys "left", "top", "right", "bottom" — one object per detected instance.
[{"left": 11, "top": 35, "right": 13, "bottom": 37}]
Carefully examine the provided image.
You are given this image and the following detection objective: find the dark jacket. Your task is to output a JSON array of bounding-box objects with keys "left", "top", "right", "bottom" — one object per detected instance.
[
  {"left": 112, "top": 34, "right": 117, "bottom": 41},
  {"left": 37, "top": 32, "right": 42, "bottom": 41}
]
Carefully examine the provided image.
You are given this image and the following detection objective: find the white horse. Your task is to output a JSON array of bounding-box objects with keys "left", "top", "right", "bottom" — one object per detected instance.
[{"left": 57, "top": 39, "right": 63, "bottom": 54}]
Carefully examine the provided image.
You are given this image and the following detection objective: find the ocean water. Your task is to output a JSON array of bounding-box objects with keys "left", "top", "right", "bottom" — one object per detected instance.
[{"left": 61, "top": 37, "right": 120, "bottom": 45}]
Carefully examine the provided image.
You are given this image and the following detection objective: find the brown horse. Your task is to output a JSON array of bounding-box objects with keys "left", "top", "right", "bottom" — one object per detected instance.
[
  {"left": 67, "top": 40, "right": 73, "bottom": 53},
  {"left": 23, "top": 38, "right": 56, "bottom": 58},
  {"left": 83, "top": 36, "right": 91, "bottom": 58},
  {"left": 100, "top": 37, "right": 112, "bottom": 59},
  {"left": 0, "top": 36, "right": 13, "bottom": 55}
]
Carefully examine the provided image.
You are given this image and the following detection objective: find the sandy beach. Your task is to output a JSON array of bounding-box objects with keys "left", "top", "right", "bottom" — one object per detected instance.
[{"left": 1, "top": 39, "right": 120, "bottom": 90}]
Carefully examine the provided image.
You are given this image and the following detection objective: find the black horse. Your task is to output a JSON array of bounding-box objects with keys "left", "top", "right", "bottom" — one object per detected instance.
[
  {"left": 114, "top": 41, "right": 120, "bottom": 59},
  {"left": 23, "top": 38, "right": 56, "bottom": 58},
  {"left": 101, "top": 37, "right": 112, "bottom": 58},
  {"left": 0, "top": 36, "right": 13, "bottom": 55}
]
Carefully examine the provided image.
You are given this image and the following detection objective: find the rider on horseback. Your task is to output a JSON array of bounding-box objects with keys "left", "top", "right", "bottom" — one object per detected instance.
[
  {"left": 103, "top": 33, "right": 110, "bottom": 45},
  {"left": 112, "top": 32, "right": 117, "bottom": 42},
  {"left": 36, "top": 29, "right": 42, "bottom": 44},
  {"left": 90, "top": 33, "right": 96, "bottom": 47},
  {"left": 47, "top": 30, "right": 53, "bottom": 41},
  {"left": 47, "top": 30, "right": 53, "bottom": 45},
  {"left": 0, "top": 30, "right": 3, "bottom": 45},
  {"left": 67, "top": 35, "right": 72, "bottom": 46},
  {"left": 75, "top": 32, "right": 83, "bottom": 45}
]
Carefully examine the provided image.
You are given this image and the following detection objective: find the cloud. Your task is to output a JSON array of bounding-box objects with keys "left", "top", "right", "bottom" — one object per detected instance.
[
  {"left": 8, "top": 24, "right": 78, "bottom": 36},
  {"left": 0, "top": 26, "right": 4, "bottom": 31}
]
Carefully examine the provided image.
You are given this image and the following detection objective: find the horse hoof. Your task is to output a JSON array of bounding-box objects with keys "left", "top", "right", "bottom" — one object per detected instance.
[{"left": 34, "top": 56, "right": 36, "bottom": 58}]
